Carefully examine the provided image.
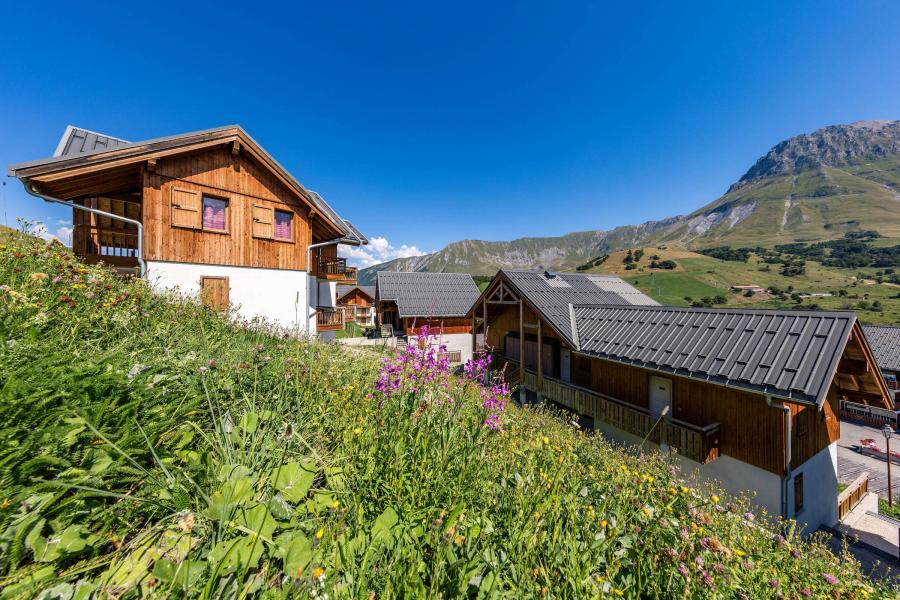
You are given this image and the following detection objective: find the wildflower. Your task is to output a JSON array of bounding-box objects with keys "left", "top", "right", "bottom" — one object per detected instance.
[
  {"left": 312, "top": 566, "right": 325, "bottom": 581},
  {"left": 30, "top": 272, "right": 47, "bottom": 281},
  {"left": 678, "top": 563, "right": 689, "bottom": 578},
  {"left": 680, "top": 486, "right": 689, "bottom": 494},
  {"left": 353, "top": 427, "right": 362, "bottom": 435},
  {"left": 743, "top": 511, "right": 755, "bottom": 521},
  {"left": 177, "top": 512, "right": 196, "bottom": 532},
  {"left": 734, "top": 549, "right": 745, "bottom": 557},
  {"left": 612, "top": 589, "right": 623, "bottom": 597},
  {"left": 772, "top": 534, "right": 785, "bottom": 546},
  {"left": 600, "top": 519, "right": 608, "bottom": 528},
  {"left": 801, "top": 589, "right": 812, "bottom": 597},
  {"left": 769, "top": 579, "right": 778, "bottom": 589},
  {"left": 701, "top": 570, "right": 714, "bottom": 588},
  {"left": 823, "top": 573, "right": 838, "bottom": 585},
  {"left": 710, "top": 494, "right": 719, "bottom": 504},
  {"left": 315, "top": 528, "right": 324, "bottom": 540}
]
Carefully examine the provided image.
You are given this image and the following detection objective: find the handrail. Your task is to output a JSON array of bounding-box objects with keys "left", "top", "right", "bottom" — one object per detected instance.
[
  {"left": 838, "top": 472, "right": 869, "bottom": 521},
  {"left": 490, "top": 351, "right": 719, "bottom": 463}
]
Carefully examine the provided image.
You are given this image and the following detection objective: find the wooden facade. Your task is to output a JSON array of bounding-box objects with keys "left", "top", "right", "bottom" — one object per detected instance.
[
  {"left": 376, "top": 299, "right": 472, "bottom": 335},
  {"left": 472, "top": 272, "right": 885, "bottom": 477},
  {"left": 16, "top": 128, "right": 355, "bottom": 282}
]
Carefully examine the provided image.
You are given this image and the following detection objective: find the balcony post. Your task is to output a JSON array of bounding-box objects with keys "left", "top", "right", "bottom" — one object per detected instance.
[
  {"left": 519, "top": 299, "right": 525, "bottom": 403},
  {"left": 537, "top": 318, "right": 543, "bottom": 402}
]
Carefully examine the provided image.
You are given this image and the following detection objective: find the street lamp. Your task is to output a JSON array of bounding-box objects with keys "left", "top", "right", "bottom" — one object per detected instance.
[{"left": 883, "top": 424, "right": 894, "bottom": 508}]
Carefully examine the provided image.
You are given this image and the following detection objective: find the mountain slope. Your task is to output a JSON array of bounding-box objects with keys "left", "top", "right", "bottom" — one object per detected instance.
[{"left": 360, "top": 120, "right": 900, "bottom": 282}]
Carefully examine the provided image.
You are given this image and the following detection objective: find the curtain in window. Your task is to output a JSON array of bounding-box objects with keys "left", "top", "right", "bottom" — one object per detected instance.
[
  {"left": 275, "top": 210, "right": 292, "bottom": 239},
  {"left": 203, "top": 197, "right": 227, "bottom": 230}
]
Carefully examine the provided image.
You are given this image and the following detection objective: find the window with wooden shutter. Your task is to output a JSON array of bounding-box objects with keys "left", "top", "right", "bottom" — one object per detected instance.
[
  {"left": 171, "top": 187, "right": 201, "bottom": 229},
  {"left": 201, "top": 277, "right": 229, "bottom": 312},
  {"left": 251, "top": 205, "right": 274, "bottom": 239}
]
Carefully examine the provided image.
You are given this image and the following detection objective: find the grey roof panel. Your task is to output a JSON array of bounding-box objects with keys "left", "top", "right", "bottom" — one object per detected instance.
[
  {"left": 573, "top": 305, "right": 857, "bottom": 406},
  {"left": 54, "top": 125, "right": 130, "bottom": 157},
  {"left": 863, "top": 325, "right": 900, "bottom": 372},
  {"left": 501, "top": 270, "right": 658, "bottom": 345},
  {"left": 337, "top": 285, "right": 375, "bottom": 301},
  {"left": 376, "top": 272, "right": 480, "bottom": 318}
]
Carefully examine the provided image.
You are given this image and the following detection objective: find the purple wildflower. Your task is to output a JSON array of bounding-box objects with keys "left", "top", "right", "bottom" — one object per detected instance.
[
  {"left": 823, "top": 573, "right": 838, "bottom": 585},
  {"left": 769, "top": 579, "right": 778, "bottom": 588},
  {"left": 801, "top": 589, "right": 811, "bottom": 597},
  {"left": 743, "top": 511, "right": 755, "bottom": 521},
  {"left": 678, "top": 563, "right": 689, "bottom": 578}
]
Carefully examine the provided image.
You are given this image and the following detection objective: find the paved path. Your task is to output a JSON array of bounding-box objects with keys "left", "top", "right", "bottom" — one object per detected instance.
[{"left": 838, "top": 420, "right": 900, "bottom": 501}]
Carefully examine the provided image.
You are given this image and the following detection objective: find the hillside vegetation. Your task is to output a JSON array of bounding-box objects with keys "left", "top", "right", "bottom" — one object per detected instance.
[
  {"left": 581, "top": 241, "right": 900, "bottom": 324},
  {"left": 0, "top": 232, "right": 895, "bottom": 598}
]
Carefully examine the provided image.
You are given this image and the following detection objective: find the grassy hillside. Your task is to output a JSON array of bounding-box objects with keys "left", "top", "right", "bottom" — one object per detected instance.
[
  {"left": 586, "top": 242, "right": 900, "bottom": 325},
  {"left": 0, "top": 232, "right": 894, "bottom": 598}
]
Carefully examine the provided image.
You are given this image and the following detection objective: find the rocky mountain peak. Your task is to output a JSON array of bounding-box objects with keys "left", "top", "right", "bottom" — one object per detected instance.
[{"left": 732, "top": 119, "right": 900, "bottom": 190}]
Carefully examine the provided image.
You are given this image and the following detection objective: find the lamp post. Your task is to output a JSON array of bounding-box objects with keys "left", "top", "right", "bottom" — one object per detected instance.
[{"left": 883, "top": 424, "right": 894, "bottom": 508}]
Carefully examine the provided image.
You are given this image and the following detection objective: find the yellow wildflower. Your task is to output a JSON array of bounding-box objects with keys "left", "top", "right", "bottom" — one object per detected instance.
[
  {"left": 710, "top": 494, "right": 719, "bottom": 504},
  {"left": 353, "top": 427, "right": 361, "bottom": 435},
  {"left": 315, "top": 528, "right": 324, "bottom": 540}
]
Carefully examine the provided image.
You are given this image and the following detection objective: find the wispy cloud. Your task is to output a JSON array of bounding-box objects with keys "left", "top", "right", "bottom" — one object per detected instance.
[
  {"left": 339, "top": 236, "right": 428, "bottom": 268},
  {"left": 34, "top": 222, "right": 73, "bottom": 245}
]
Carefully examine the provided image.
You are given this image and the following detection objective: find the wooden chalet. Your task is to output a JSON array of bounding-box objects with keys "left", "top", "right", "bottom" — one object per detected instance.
[
  {"left": 861, "top": 325, "right": 900, "bottom": 410},
  {"left": 337, "top": 285, "right": 376, "bottom": 327},
  {"left": 8, "top": 125, "right": 366, "bottom": 338},
  {"left": 375, "top": 271, "right": 480, "bottom": 336},
  {"left": 471, "top": 270, "right": 893, "bottom": 530}
]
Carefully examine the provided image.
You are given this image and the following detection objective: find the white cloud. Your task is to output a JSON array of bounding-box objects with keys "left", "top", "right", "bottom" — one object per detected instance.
[
  {"left": 33, "top": 222, "right": 73, "bottom": 246},
  {"left": 57, "top": 218, "right": 72, "bottom": 226},
  {"left": 340, "top": 236, "right": 428, "bottom": 268}
]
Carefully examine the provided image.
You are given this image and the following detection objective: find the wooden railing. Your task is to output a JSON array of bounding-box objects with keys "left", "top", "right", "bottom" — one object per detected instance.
[
  {"left": 318, "top": 257, "right": 357, "bottom": 281},
  {"left": 76, "top": 225, "right": 139, "bottom": 261},
  {"left": 316, "top": 307, "right": 345, "bottom": 330},
  {"left": 840, "top": 401, "right": 898, "bottom": 428},
  {"left": 838, "top": 472, "right": 869, "bottom": 521},
  {"left": 487, "top": 352, "right": 720, "bottom": 464}
]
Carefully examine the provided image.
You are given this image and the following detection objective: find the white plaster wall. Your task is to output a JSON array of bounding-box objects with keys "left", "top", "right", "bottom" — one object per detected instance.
[
  {"left": 594, "top": 418, "right": 839, "bottom": 533},
  {"left": 318, "top": 281, "right": 337, "bottom": 309},
  {"left": 679, "top": 453, "right": 783, "bottom": 524},
  {"left": 787, "top": 442, "right": 839, "bottom": 531},
  {"left": 146, "top": 261, "right": 310, "bottom": 334},
  {"left": 434, "top": 333, "right": 474, "bottom": 365}
]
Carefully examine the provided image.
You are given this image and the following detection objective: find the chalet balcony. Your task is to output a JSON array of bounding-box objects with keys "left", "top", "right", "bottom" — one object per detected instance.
[
  {"left": 316, "top": 307, "right": 345, "bottom": 331},
  {"left": 317, "top": 257, "right": 358, "bottom": 283},
  {"left": 487, "top": 353, "right": 720, "bottom": 464}
]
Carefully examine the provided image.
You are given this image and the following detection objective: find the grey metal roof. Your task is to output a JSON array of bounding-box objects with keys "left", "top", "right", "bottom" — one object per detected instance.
[
  {"left": 337, "top": 285, "right": 375, "bottom": 301},
  {"left": 54, "top": 126, "right": 129, "bottom": 157},
  {"left": 500, "top": 270, "right": 658, "bottom": 345},
  {"left": 572, "top": 305, "right": 857, "bottom": 406},
  {"left": 377, "top": 272, "right": 480, "bottom": 318},
  {"left": 9, "top": 125, "right": 365, "bottom": 244},
  {"left": 863, "top": 325, "right": 900, "bottom": 373}
]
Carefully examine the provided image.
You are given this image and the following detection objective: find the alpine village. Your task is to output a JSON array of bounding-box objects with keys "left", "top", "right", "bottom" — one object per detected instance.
[{"left": 3, "top": 109, "right": 900, "bottom": 597}]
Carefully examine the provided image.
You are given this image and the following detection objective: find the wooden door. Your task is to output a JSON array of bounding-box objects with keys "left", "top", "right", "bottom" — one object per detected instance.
[
  {"left": 649, "top": 376, "right": 672, "bottom": 420},
  {"left": 201, "top": 276, "right": 229, "bottom": 312}
]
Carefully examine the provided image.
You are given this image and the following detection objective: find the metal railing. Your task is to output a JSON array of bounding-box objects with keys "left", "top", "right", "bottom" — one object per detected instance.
[
  {"left": 838, "top": 472, "right": 869, "bottom": 521},
  {"left": 488, "top": 352, "right": 720, "bottom": 464},
  {"left": 840, "top": 401, "right": 899, "bottom": 428}
]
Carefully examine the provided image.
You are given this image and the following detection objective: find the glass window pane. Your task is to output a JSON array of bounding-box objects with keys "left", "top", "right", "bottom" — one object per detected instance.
[
  {"left": 275, "top": 210, "right": 292, "bottom": 240},
  {"left": 203, "top": 196, "right": 227, "bottom": 231}
]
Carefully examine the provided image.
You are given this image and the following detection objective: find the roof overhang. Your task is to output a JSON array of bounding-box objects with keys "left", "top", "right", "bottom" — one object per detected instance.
[{"left": 8, "top": 125, "right": 351, "bottom": 238}]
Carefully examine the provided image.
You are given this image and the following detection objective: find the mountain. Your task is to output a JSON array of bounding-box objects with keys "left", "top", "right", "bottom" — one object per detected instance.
[{"left": 360, "top": 120, "right": 900, "bottom": 283}]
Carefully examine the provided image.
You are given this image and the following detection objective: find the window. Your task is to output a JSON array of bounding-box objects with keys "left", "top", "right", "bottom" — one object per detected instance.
[
  {"left": 274, "top": 209, "right": 293, "bottom": 241},
  {"left": 794, "top": 473, "right": 804, "bottom": 513},
  {"left": 202, "top": 196, "right": 228, "bottom": 232}
]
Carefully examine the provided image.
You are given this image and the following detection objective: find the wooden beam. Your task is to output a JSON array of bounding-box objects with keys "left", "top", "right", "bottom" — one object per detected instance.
[
  {"left": 147, "top": 158, "right": 157, "bottom": 172},
  {"left": 519, "top": 299, "right": 525, "bottom": 401},
  {"left": 841, "top": 389, "right": 889, "bottom": 405},
  {"left": 838, "top": 357, "right": 869, "bottom": 376},
  {"left": 537, "top": 318, "right": 543, "bottom": 397},
  {"left": 232, "top": 140, "right": 241, "bottom": 157}
]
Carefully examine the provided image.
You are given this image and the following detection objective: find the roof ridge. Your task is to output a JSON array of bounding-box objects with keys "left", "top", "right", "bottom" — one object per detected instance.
[{"left": 572, "top": 303, "right": 857, "bottom": 318}]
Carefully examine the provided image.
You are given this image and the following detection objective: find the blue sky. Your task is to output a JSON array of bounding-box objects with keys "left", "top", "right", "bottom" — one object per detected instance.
[{"left": 2, "top": 1, "right": 899, "bottom": 266}]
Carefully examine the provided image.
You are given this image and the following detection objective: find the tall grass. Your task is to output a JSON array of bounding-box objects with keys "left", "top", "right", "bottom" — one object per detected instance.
[{"left": 0, "top": 231, "right": 894, "bottom": 598}]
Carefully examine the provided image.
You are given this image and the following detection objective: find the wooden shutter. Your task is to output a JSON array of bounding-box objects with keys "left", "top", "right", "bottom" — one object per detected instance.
[
  {"left": 201, "top": 277, "right": 229, "bottom": 312},
  {"left": 171, "top": 187, "right": 201, "bottom": 229},
  {"left": 251, "top": 205, "right": 274, "bottom": 239},
  {"left": 793, "top": 473, "right": 804, "bottom": 513}
]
